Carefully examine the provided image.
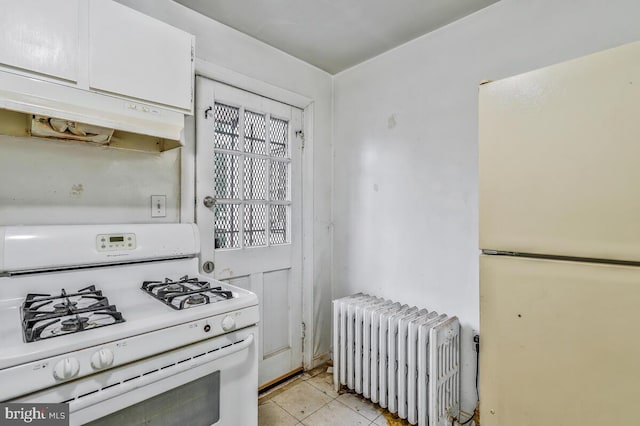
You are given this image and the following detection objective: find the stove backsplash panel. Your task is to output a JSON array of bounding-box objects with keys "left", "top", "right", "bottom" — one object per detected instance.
[{"left": 0, "top": 134, "right": 180, "bottom": 225}]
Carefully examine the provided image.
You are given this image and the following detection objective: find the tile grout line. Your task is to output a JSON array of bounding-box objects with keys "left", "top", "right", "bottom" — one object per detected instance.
[
  {"left": 271, "top": 397, "right": 331, "bottom": 425},
  {"left": 261, "top": 365, "right": 387, "bottom": 426},
  {"left": 304, "top": 378, "right": 340, "bottom": 398},
  {"left": 268, "top": 380, "right": 338, "bottom": 424},
  {"left": 262, "top": 388, "right": 387, "bottom": 426},
  {"left": 332, "top": 397, "right": 376, "bottom": 424}
]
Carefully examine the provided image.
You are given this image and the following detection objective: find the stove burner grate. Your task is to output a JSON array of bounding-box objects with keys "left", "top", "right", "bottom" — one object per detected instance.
[
  {"left": 141, "top": 275, "right": 234, "bottom": 310},
  {"left": 21, "top": 285, "right": 125, "bottom": 343}
]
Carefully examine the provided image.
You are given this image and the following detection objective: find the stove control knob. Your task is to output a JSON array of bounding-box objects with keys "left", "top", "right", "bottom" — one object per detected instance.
[
  {"left": 90, "top": 348, "right": 115, "bottom": 370},
  {"left": 53, "top": 357, "right": 80, "bottom": 381},
  {"left": 221, "top": 315, "right": 235, "bottom": 331}
]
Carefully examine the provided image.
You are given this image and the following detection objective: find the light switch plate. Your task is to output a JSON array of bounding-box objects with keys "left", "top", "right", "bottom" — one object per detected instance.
[{"left": 151, "top": 195, "right": 166, "bottom": 217}]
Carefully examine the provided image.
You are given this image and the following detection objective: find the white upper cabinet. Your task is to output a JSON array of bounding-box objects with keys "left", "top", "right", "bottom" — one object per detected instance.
[
  {"left": 88, "top": 0, "right": 194, "bottom": 112},
  {"left": 0, "top": 0, "right": 193, "bottom": 114},
  {"left": 0, "top": 0, "right": 80, "bottom": 82}
]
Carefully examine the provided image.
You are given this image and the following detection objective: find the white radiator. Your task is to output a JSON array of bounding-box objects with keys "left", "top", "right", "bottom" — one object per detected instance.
[{"left": 332, "top": 294, "right": 460, "bottom": 426}]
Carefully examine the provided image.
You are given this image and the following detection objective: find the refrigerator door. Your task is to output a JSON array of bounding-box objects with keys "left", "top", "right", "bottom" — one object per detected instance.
[
  {"left": 479, "top": 41, "right": 640, "bottom": 262},
  {"left": 480, "top": 254, "right": 640, "bottom": 426}
]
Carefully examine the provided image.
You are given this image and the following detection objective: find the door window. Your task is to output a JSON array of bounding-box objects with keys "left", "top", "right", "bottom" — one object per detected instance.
[{"left": 212, "top": 103, "right": 291, "bottom": 249}]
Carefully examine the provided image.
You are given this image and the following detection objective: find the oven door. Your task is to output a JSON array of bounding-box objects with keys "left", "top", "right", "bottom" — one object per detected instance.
[{"left": 14, "top": 326, "right": 258, "bottom": 426}]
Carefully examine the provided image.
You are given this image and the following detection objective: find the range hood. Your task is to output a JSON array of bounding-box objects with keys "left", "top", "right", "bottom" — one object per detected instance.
[
  {"left": 0, "top": 70, "right": 185, "bottom": 152},
  {"left": 31, "top": 115, "right": 115, "bottom": 144}
]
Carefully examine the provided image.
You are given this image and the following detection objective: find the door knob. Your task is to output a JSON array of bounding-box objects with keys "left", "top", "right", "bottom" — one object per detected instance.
[
  {"left": 203, "top": 196, "right": 216, "bottom": 208},
  {"left": 203, "top": 261, "right": 214, "bottom": 273}
]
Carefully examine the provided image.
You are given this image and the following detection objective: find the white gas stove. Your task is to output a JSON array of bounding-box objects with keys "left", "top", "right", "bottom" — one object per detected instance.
[{"left": 0, "top": 224, "right": 258, "bottom": 426}]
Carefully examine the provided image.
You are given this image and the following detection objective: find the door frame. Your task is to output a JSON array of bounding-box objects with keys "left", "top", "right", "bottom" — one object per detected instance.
[{"left": 181, "top": 58, "right": 316, "bottom": 371}]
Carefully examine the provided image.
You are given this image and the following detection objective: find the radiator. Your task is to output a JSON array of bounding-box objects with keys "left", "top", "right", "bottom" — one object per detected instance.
[{"left": 332, "top": 294, "right": 460, "bottom": 426}]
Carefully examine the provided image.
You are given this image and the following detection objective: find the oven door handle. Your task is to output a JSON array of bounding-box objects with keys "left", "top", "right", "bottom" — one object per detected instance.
[{"left": 69, "top": 333, "right": 255, "bottom": 412}]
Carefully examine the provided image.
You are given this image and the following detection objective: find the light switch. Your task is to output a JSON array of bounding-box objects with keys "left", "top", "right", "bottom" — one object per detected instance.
[{"left": 151, "top": 195, "right": 166, "bottom": 217}]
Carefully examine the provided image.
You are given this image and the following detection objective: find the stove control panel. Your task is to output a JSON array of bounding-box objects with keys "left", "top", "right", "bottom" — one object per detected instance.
[
  {"left": 221, "top": 315, "right": 235, "bottom": 331},
  {"left": 53, "top": 357, "right": 80, "bottom": 381},
  {"left": 90, "top": 348, "right": 115, "bottom": 370},
  {"left": 96, "top": 233, "right": 136, "bottom": 252}
]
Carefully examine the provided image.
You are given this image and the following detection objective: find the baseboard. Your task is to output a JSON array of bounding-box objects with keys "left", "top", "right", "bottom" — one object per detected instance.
[
  {"left": 258, "top": 367, "right": 304, "bottom": 393},
  {"left": 310, "top": 351, "right": 330, "bottom": 369}
]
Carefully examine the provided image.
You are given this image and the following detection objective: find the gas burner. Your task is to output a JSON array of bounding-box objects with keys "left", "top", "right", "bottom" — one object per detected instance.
[
  {"left": 61, "top": 316, "right": 89, "bottom": 332},
  {"left": 53, "top": 300, "right": 77, "bottom": 313},
  {"left": 186, "top": 294, "right": 206, "bottom": 305},
  {"left": 21, "top": 285, "right": 125, "bottom": 342},
  {"left": 164, "top": 283, "right": 184, "bottom": 292},
  {"left": 142, "top": 275, "right": 234, "bottom": 310}
]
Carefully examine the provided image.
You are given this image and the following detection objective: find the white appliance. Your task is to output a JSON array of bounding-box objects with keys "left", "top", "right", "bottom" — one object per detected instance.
[
  {"left": 479, "top": 41, "right": 640, "bottom": 425},
  {"left": 0, "top": 224, "right": 258, "bottom": 426},
  {"left": 332, "top": 294, "right": 460, "bottom": 426}
]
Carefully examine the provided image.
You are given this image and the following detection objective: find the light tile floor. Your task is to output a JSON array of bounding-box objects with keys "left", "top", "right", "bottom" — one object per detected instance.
[{"left": 258, "top": 365, "right": 412, "bottom": 426}]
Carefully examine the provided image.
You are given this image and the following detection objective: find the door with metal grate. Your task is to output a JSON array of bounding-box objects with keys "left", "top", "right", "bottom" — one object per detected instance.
[{"left": 195, "top": 77, "right": 303, "bottom": 387}]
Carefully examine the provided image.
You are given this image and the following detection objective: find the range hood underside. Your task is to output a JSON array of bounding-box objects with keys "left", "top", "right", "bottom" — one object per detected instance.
[
  {"left": 0, "top": 110, "right": 180, "bottom": 152},
  {"left": 0, "top": 70, "right": 185, "bottom": 152}
]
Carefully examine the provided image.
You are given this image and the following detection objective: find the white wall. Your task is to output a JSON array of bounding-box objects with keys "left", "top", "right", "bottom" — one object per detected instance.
[
  {"left": 115, "top": 0, "right": 334, "bottom": 364},
  {"left": 0, "top": 136, "right": 181, "bottom": 224},
  {"left": 332, "top": 0, "right": 640, "bottom": 413}
]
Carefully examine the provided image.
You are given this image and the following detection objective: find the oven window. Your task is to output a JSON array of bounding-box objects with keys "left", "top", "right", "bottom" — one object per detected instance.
[{"left": 86, "top": 372, "right": 220, "bottom": 426}]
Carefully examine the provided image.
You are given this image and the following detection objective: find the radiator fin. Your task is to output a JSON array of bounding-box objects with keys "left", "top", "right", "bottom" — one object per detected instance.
[{"left": 332, "top": 294, "right": 460, "bottom": 426}]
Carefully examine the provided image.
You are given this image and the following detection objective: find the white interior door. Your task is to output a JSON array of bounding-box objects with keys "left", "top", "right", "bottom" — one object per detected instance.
[{"left": 195, "top": 77, "right": 303, "bottom": 387}]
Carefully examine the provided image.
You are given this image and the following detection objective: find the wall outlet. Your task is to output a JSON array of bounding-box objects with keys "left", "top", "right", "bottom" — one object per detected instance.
[{"left": 151, "top": 195, "right": 166, "bottom": 217}]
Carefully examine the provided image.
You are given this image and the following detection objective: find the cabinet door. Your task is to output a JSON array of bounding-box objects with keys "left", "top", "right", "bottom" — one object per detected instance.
[
  {"left": 88, "top": 0, "right": 193, "bottom": 111},
  {"left": 0, "top": 0, "right": 79, "bottom": 82}
]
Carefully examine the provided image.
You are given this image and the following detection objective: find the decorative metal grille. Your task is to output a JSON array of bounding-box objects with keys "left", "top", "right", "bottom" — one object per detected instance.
[
  {"left": 243, "top": 156, "right": 267, "bottom": 200},
  {"left": 214, "top": 152, "right": 239, "bottom": 199},
  {"left": 214, "top": 103, "right": 239, "bottom": 150},
  {"left": 244, "top": 110, "right": 267, "bottom": 155},
  {"left": 270, "top": 117, "right": 288, "bottom": 157},
  {"left": 270, "top": 160, "right": 288, "bottom": 201},
  {"left": 243, "top": 204, "right": 267, "bottom": 247},
  {"left": 214, "top": 203, "right": 240, "bottom": 249},
  {"left": 211, "top": 102, "right": 292, "bottom": 250},
  {"left": 270, "top": 205, "right": 288, "bottom": 244}
]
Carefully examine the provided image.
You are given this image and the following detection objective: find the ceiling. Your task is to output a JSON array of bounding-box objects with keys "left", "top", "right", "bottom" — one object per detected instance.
[{"left": 173, "top": 0, "right": 499, "bottom": 74}]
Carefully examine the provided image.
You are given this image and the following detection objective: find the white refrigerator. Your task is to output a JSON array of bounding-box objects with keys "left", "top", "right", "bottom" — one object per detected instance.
[{"left": 479, "top": 40, "right": 640, "bottom": 425}]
